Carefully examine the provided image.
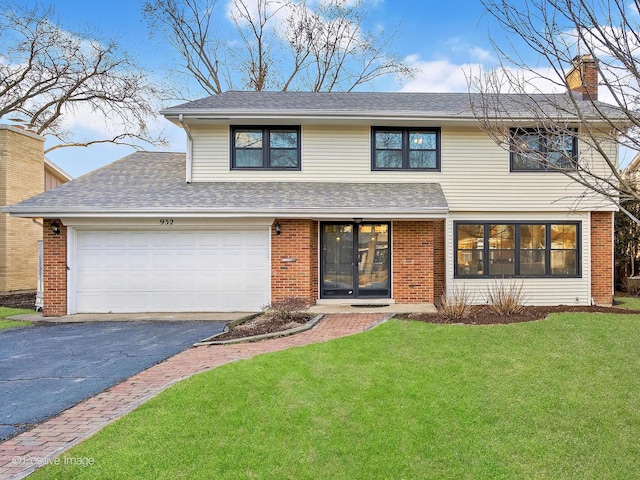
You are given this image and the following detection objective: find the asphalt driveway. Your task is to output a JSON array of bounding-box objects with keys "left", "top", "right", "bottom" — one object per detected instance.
[{"left": 0, "top": 320, "right": 226, "bottom": 441}]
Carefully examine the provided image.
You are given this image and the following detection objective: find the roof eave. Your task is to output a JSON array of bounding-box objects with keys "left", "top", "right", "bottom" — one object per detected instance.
[
  {"left": 161, "top": 110, "right": 612, "bottom": 124},
  {"left": 44, "top": 157, "right": 73, "bottom": 181},
  {"left": 5, "top": 207, "right": 450, "bottom": 219},
  {"left": 161, "top": 109, "right": 477, "bottom": 120}
]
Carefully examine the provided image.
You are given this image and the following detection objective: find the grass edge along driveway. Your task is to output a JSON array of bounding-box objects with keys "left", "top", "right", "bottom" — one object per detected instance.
[
  {"left": 0, "top": 307, "right": 32, "bottom": 330},
  {"left": 31, "top": 312, "right": 640, "bottom": 480}
]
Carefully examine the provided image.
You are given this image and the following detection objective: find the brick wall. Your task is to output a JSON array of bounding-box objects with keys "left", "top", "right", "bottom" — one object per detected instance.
[
  {"left": 0, "top": 126, "right": 45, "bottom": 292},
  {"left": 591, "top": 211, "right": 613, "bottom": 305},
  {"left": 271, "top": 219, "right": 318, "bottom": 304},
  {"left": 432, "top": 220, "right": 446, "bottom": 301},
  {"left": 43, "top": 219, "right": 67, "bottom": 316},
  {"left": 392, "top": 221, "right": 443, "bottom": 303},
  {"left": 566, "top": 55, "right": 599, "bottom": 101},
  {"left": 271, "top": 219, "right": 445, "bottom": 305}
]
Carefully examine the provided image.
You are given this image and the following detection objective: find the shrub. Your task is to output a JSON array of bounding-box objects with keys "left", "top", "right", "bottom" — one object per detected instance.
[
  {"left": 623, "top": 276, "right": 640, "bottom": 296},
  {"left": 262, "top": 297, "right": 311, "bottom": 322},
  {"left": 436, "top": 285, "right": 474, "bottom": 322},
  {"left": 485, "top": 279, "right": 529, "bottom": 316}
]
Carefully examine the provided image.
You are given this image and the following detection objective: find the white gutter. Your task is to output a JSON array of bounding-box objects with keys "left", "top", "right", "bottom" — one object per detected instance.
[
  {"left": 178, "top": 114, "right": 193, "bottom": 184},
  {"left": 6, "top": 209, "right": 451, "bottom": 219}
]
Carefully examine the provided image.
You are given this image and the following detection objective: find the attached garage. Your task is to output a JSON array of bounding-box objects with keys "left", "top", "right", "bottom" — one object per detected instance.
[{"left": 69, "top": 228, "right": 271, "bottom": 313}]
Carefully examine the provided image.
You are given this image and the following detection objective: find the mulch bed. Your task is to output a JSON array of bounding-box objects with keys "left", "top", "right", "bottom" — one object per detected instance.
[
  {"left": 406, "top": 304, "right": 640, "bottom": 325},
  {"left": 214, "top": 304, "right": 640, "bottom": 341},
  {"left": 214, "top": 312, "right": 314, "bottom": 341},
  {"left": 0, "top": 291, "right": 36, "bottom": 310}
]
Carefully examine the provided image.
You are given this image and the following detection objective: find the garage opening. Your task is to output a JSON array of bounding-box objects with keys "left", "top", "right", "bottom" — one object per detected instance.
[{"left": 72, "top": 229, "right": 270, "bottom": 313}]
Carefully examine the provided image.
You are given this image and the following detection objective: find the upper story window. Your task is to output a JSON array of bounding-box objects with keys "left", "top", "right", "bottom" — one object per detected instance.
[
  {"left": 231, "top": 126, "right": 301, "bottom": 170},
  {"left": 372, "top": 127, "right": 441, "bottom": 171},
  {"left": 455, "top": 222, "right": 580, "bottom": 278},
  {"left": 510, "top": 128, "right": 578, "bottom": 171}
]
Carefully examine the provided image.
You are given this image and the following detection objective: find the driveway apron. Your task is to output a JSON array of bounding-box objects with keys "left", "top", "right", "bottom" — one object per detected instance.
[{"left": 0, "top": 321, "right": 225, "bottom": 441}]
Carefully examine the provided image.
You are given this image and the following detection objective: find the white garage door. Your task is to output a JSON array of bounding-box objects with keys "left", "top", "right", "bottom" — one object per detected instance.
[{"left": 74, "top": 229, "right": 270, "bottom": 313}]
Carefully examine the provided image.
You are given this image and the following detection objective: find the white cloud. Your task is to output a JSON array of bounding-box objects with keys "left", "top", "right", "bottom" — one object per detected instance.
[
  {"left": 399, "top": 57, "right": 476, "bottom": 92},
  {"left": 399, "top": 53, "right": 566, "bottom": 94},
  {"left": 469, "top": 46, "right": 494, "bottom": 63},
  {"left": 439, "top": 36, "right": 496, "bottom": 63},
  {"left": 224, "top": 0, "right": 370, "bottom": 49}
]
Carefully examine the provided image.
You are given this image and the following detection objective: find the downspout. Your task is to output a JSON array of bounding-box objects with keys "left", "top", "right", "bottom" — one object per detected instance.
[{"left": 178, "top": 114, "right": 193, "bottom": 184}]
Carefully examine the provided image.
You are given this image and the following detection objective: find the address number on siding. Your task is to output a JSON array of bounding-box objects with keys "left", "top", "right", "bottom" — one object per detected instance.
[{"left": 159, "top": 219, "right": 174, "bottom": 225}]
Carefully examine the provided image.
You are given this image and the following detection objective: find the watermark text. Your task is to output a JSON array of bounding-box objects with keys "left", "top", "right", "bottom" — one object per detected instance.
[{"left": 12, "top": 455, "right": 95, "bottom": 468}]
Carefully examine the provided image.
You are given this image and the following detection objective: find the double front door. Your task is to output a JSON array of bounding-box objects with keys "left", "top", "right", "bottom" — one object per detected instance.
[{"left": 321, "top": 222, "right": 390, "bottom": 298}]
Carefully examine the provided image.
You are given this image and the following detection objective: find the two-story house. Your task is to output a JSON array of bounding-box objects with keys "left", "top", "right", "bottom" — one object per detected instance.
[{"left": 3, "top": 57, "right": 616, "bottom": 316}]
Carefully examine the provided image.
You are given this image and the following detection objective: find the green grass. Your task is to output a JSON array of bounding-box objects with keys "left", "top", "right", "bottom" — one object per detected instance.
[
  {"left": 0, "top": 306, "right": 33, "bottom": 330},
  {"left": 31, "top": 312, "right": 640, "bottom": 479},
  {"left": 614, "top": 294, "right": 640, "bottom": 310}
]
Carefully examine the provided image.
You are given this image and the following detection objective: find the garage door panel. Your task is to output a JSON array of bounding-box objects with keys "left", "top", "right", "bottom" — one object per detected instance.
[
  {"left": 76, "top": 272, "right": 102, "bottom": 290},
  {"left": 75, "top": 229, "right": 270, "bottom": 313},
  {"left": 130, "top": 253, "right": 150, "bottom": 269},
  {"left": 129, "top": 232, "right": 148, "bottom": 246},
  {"left": 244, "top": 231, "right": 269, "bottom": 246},
  {"left": 128, "top": 273, "right": 154, "bottom": 290},
  {"left": 175, "top": 232, "right": 196, "bottom": 247},
  {"left": 104, "top": 232, "right": 126, "bottom": 247},
  {"left": 154, "top": 232, "right": 178, "bottom": 247},
  {"left": 222, "top": 232, "right": 251, "bottom": 247},
  {"left": 77, "top": 252, "right": 102, "bottom": 269}
]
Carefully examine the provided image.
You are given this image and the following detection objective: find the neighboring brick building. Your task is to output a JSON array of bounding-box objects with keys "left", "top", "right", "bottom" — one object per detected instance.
[{"left": 0, "top": 125, "right": 71, "bottom": 293}]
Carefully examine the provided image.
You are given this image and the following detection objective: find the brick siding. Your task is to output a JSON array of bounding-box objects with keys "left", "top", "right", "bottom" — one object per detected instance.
[
  {"left": 0, "top": 126, "right": 45, "bottom": 292},
  {"left": 432, "top": 220, "right": 446, "bottom": 301},
  {"left": 392, "top": 221, "right": 443, "bottom": 303},
  {"left": 590, "top": 211, "right": 613, "bottom": 305},
  {"left": 271, "top": 219, "right": 318, "bottom": 304},
  {"left": 43, "top": 219, "right": 67, "bottom": 316},
  {"left": 271, "top": 219, "right": 445, "bottom": 305}
]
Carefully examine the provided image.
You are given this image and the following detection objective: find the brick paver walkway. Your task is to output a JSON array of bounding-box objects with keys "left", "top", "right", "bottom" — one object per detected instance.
[{"left": 0, "top": 313, "right": 387, "bottom": 480}]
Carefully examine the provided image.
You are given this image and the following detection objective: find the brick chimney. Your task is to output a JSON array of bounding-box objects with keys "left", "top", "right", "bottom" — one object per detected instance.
[{"left": 565, "top": 54, "right": 599, "bottom": 101}]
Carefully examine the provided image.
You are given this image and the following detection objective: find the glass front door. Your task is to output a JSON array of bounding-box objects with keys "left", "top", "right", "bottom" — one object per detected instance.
[{"left": 321, "top": 222, "right": 390, "bottom": 298}]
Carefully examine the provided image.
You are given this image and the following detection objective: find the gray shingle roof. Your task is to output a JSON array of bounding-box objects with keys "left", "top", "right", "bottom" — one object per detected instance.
[
  {"left": 160, "top": 91, "right": 623, "bottom": 120},
  {"left": 4, "top": 152, "right": 448, "bottom": 217}
]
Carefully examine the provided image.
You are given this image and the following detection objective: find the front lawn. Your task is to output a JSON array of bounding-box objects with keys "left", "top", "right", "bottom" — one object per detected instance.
[
  {"left": 32, "top": 312, "right": 640, "bottom": 479},
  {"left": 615, "top": 294, "right": 640, "bottom": 310},
  {"left": 0, "top": 307, "right": 33, "bottom": 330}
]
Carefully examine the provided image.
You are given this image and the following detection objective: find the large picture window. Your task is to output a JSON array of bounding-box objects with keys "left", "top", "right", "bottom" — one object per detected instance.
[
  {"left": 455, "top": 222, "right": 580, "bottom": 278},
  {"left": 372, "top": 127, "right": 440, "bottom": 171},
  {"left": 232, "top": 126, "right": 300, "bottom": 170},
  {"left": 510, "top": 128, "right": 578, "bottom": 171}
]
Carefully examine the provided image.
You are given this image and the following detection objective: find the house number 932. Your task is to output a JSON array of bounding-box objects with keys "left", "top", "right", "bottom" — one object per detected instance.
[{"left": 159, "top": 218, "right": 174, "bottom": 225}]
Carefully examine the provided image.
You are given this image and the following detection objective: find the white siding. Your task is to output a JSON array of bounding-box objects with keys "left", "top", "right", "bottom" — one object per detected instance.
[
  {"left": 445, "top": 212, "right": 592, "bottom": 306},
  {"left": 438, "top": 127, "right": 610, "bottom": 212},
  {"left": 189, "top": 124, "right": 615, "bottom": 212},
  {"left": 191, "top": 124, "right": 229, "bottom": 180}
]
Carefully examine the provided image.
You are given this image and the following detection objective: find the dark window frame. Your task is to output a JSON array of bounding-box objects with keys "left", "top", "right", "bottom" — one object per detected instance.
[
  {"left": 231, "top": 126, "right": 301, "bottom": 170},
  {"left": 454, "top": 221, "right": 581, "bottom": 279},
  {"left": 320, "top": 221, "right": 392, "bottom": 299},
  {"left": 371, "top": 127, "right": 441, "bottom": 171},
  {"left": 510, "top": 128, "right": 578, "bottom": 172}
]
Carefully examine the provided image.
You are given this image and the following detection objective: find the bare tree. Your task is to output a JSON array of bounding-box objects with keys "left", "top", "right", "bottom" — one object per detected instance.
[
  {"left": 0, "top": 2, "right": 168, "bottom": 153},
  {"left": 470, "top": 0, "right": 640, "bottom": 222},
  {"left": 142, "top": 0, "right": 414, "bottom": 94}
]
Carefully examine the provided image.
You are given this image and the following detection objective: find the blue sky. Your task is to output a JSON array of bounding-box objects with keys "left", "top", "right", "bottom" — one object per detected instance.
[{"left": 11, "top": 0, "right": 521, "bottom": 176}]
